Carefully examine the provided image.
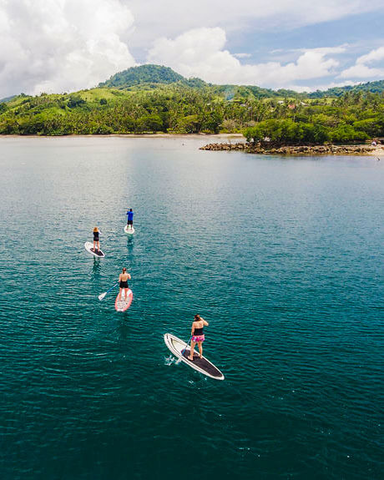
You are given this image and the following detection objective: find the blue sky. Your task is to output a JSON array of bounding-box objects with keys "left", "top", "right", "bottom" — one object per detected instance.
[
  {"left": 1, "top": 0, "right": 384, "bottom": 97},
  {"left": 227, "top": 12, "right": 383, "bottom": 63}
]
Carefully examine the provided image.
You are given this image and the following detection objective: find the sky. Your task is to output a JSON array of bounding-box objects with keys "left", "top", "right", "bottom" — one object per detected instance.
[{"left": 1, "top": 0, "right": 384, "bottom": 97}]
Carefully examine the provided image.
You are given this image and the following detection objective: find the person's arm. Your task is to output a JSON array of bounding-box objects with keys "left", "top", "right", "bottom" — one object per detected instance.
[
  {"left": 128, "top": 274, "right": 131, "bottom": 280},
  {"left": 191, "top": 322, "right": 195, "bottom": 335},
  {"left": 202, "top": 318, "right": 209, "bottom": 326},
  {"left": 118, "top": 274, "right": 121, "bottom": 282}
]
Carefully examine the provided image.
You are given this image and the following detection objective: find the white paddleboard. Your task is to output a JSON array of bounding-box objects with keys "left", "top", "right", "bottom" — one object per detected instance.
[
  {"left": 164, "top": 333, "right": 224, "bottom": 380},
  {"left": 124, "top": 225, "right": 135, "bottom": 235},
  {"left": 84, "top": 241, "right": 105, "bottom": 258}
]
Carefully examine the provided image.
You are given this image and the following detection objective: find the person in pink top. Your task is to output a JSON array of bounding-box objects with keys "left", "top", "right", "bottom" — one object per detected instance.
[{"left": 188, "top": 314, "right": 209, "bottom": 361}]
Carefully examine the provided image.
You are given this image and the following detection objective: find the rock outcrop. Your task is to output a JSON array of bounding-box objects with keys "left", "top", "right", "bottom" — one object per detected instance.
[{"left": 200, "top": 142, "right": 383, "bottom": 156}]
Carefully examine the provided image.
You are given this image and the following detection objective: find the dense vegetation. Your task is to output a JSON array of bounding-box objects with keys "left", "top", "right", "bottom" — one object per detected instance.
[{"left": 0, "top": 65, "right": 383, "bottom": 143}]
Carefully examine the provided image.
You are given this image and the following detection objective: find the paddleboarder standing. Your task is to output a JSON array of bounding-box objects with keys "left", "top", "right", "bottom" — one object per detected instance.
[
  {"left": 188, "top": 315, "right": 209, "bottom": 361},
  {"left": 126, "top": 208, "right": 134, "bottom": 227},
  {"left": 93, "top": 227, "right": 100, "bottom": 252},
  {"left": 118, "top": 267, "right": 131, "bottom": 302}
]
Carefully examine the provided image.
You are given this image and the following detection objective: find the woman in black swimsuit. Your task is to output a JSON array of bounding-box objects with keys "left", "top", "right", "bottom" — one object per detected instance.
[
  {"left": 93, "top": 227, "right": 100, "bottom": 252},
  {"left": 188, "top": 314, "right": 209, "bottom": 361},
  {"left": 118, "top": 267, "right": 131, "bottom": 302}
]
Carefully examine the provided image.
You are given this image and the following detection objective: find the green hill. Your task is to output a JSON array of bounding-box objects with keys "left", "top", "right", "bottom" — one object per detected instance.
[
  {"left": 99, "top": 64, "right": 185, "bottom": 89},
  {"left": 0, "top": 95, "right": 17, "bottom": 104},
  {"left": 309, "top": 80, "right": 384, "bottom": 98},
  {"left": 98, "top": 64, "right": 300, "bottom": 98}
]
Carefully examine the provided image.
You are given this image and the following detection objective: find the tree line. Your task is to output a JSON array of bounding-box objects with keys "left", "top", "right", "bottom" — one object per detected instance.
[{"left": 0, "top": 85, "right": 383, "bottom": 143}]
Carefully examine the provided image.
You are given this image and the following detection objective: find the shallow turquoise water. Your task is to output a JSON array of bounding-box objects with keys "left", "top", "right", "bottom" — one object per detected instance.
[{"left": 0, "top": 137, "right": 383, "bottom": 479}]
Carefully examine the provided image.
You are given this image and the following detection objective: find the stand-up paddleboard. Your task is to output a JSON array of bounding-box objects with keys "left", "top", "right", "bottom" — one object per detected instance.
[
  {"left": 164, "top": 333, "right": 224, "bottom": 380},
  {"left": 115, "top": 289, "right": 133, "bottom": 312},
  {"left": 84, "top": 242, "right": 105, "bottom": 258},
  {"left": 124, "top": 225, "right": 135, "bottom": 235}
]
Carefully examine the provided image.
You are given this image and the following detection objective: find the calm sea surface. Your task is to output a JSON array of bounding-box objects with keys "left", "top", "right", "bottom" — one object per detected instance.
[{"left": 0, "top": 137, "right": 383, "bottom": 480}]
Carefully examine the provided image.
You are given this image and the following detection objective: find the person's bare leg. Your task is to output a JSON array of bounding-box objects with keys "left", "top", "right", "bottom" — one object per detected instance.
[
  {"left": 97, "top": 241, "right": 100, "bottom": 252},
  {"left": 124, "top": 288, "right": 127, "bottom": 301},
  {"left": 118, "top": 287, "right": 122, "bottom": 301},
  {"left": 188, "top": 341, "right": 195, "bottom": 360},
  {"left": 198, "top": 342, "right": 203, "bottom": 358},
  {"left": 93, "top": 240, "right": 96, "bottom": 250}
]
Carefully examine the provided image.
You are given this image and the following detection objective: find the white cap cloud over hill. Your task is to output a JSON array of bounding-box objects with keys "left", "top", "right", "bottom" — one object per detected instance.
[
  {"left": 0, "top": 0, "right": 135, "bottom": 97},
  {"left": 147, "top": 28, "right": 346, "bottom": 89}
]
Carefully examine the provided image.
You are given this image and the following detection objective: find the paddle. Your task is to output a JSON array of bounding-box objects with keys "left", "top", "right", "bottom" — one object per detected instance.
[
  {"left": 98, "top": 283, "right": 118, "bottom": 301},
  {"left": 181, "top": 336, "right": 192, "bottom": 356}
]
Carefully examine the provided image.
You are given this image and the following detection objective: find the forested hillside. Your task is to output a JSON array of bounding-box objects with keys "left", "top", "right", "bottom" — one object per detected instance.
[
  {"left": 308, "top": 80, "right": 384, "bottom": 98},
  {"left": 0, "top": 64, "right": 383, "bottom": 143}
]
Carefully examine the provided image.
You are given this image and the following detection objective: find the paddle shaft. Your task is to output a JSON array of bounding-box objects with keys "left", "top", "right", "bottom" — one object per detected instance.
[
  {"left": 99, "top": 282, "right": 118, "bottom": 300},
  {"left": 181, "top": 336, "right": 192, "bottom": 356}
]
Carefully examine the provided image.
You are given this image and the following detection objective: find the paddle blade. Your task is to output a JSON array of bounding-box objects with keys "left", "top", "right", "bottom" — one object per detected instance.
[{"left": 98, "top": 292, "right": 107, "bottom": 301}]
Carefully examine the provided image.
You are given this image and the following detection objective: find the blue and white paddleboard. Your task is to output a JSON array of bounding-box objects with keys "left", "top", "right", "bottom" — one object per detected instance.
[{"left": 124, "top": 225, "right": 135, "bottom": 235}]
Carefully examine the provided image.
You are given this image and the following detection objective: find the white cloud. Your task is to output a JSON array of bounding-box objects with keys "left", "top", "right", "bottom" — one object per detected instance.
[
  {"left": 339, "top": 45, "right": 384, "bottom": 79},
  {"left": 147, "top": 27, "right": 343, "bottom": 89},
  {"left": 339, "top": 64, "right": 384, "bottom": 79},
  {"left": 1, "top": 0, "right": 384, "bottom": 96},
  {"left": 233, "top": 53, "right": 252, "bottom": 59},
  {"left": 126, "top": 0, "right": 384, "bottom": 50},
  {"left": 298, "top": 46, "right": 347, "bottom": 55},
  {"left": 357, "top": 46, "right": 384, "bottom": 64},
  {"left": 0, "top": 0, "right": 136, "bottom": 97}
]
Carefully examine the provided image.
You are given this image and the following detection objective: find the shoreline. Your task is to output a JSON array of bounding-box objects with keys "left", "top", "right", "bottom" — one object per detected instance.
[
  {"left": 200, "top": 141, "right": 384, "bottom": 157},
  {"left": 0, "top": 133, "right": 244, "bottom": 139}
]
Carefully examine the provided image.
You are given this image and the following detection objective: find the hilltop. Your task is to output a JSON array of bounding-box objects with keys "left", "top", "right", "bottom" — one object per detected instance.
[
  {"left": 99, "top": 64, "right": 186, "bottom": 89},
  {"left": 98, "top": 64, "right": 295, "bottom": 97}
]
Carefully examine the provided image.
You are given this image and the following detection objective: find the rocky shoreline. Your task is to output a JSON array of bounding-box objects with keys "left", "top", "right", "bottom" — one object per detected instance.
[{"left": 200, "top": 142, "right": 384, "bottom": 156}]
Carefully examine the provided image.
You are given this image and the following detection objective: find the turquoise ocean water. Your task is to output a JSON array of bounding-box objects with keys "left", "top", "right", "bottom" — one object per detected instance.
[{"left": 0, "top": 137, "right": 383, "bottom": 479}]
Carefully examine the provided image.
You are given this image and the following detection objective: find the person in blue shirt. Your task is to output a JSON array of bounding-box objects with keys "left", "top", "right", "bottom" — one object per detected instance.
[{"left": 126, "top": 208, "right": 134, "bottom": 227}]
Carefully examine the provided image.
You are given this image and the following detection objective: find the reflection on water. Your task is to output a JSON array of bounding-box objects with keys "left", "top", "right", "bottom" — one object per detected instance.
[{"left": 92, "top": 257, "right": 102, "bottom": 277}]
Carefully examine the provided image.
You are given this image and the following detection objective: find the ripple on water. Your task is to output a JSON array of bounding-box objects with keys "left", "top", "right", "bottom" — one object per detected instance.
[{"left": 0, "top": 139, "right": 383, "bottom": 479}]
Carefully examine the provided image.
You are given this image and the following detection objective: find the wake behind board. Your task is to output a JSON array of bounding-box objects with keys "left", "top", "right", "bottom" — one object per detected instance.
[
  {"left": 115, "top": 289, "right": 133, "bottom": 312},
  {"left": 84, "top": 242, "right": 105, "bottom": 258},
  {"left": 164, "top": 333, "right": 224, "bottom": 380},
  {"left": 124, "top": 225, "right": 135, "bottom": 235}
]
